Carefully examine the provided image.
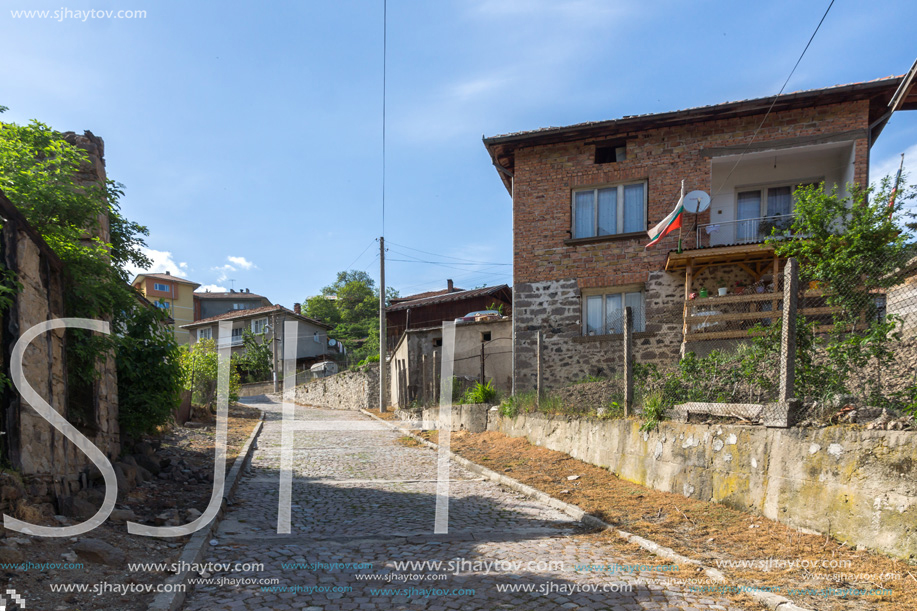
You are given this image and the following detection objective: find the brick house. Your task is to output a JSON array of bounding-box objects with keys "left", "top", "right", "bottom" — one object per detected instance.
[{"left": 484, "top": 71, "right": 917, "bottom": 392}]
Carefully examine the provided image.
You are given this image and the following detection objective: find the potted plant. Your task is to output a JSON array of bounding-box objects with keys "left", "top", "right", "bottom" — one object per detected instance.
[{"left": 699, "top": 287, "right": 709, "bottom": 298}]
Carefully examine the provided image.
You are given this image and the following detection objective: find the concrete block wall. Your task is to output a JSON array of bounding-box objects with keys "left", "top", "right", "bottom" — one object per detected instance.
[{"left": 484, "top": 412, "right": 917, "bottom": 560}]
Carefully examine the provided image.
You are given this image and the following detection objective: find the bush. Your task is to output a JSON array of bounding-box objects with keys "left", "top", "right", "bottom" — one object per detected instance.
[
  {"left": 640, "top": 392, "right": 666, "bottom": 432},
  {"left": 462, "top": 380, "right": 497, "bottom": 404}
]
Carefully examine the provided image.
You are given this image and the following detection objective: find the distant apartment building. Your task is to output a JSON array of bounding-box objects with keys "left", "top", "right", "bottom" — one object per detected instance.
[
  {"left": 194, "top": 288, "right": 272, "bottom": 320},
  {"left": 131, "top": 271, "right": 201, "bottom": 344}
]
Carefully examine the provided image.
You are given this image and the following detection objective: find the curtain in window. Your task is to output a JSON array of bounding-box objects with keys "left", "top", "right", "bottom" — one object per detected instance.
[
  {"left": 623, "top": 183, "right": 645, "bottom": 233},
  {"left": 767, "top": 186, "right": 792, "bottom": 217},
  {"left": 596, "top": 188, "right": 617, "bottom": 235},
  {"left": 586, "top": 296, "right": 603, "bottom": 335},
  {"left": 574, "top": 191, "right": 595, "bottom": 238},
  {"left": 736, "top": 191, "right": 761, "bottom": 243},
  {"left": 625, "top": 291, "right": 644, "bottom": 332},
  {"left": 606, "top": 294, "right": 623, "bottom": 334}
]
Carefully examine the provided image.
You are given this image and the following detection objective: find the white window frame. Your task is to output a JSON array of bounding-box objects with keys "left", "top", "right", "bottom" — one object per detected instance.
[
  {"left": 251, "top": 318, "right": 268, "bottom": 334},
  {"left": 197, "top": 327, "right": 212, "bottom": 341},
  {"left": 734, "top": 178, "right": 824, "bottom": 218},
  {"left": 582, "top": 285, "right": 646, "bottom": 336},
  {"left": 155, "top": 301, "right": 170, "bottom": 310},
  {"left": 153, "top": 282, "right": 170, "bottom": 292},
  {"left": 572, "top": 180, "right": 647, "bottom": 239}
]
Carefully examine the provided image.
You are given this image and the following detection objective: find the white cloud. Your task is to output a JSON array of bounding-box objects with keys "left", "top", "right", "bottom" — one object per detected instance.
[
  {"left": 196, "top": 284, "right": 228, "bottom": 293},
  {"left": 871, "top": 144, "right": 916, "bottom": 184},
  {"left": 126, "top": 248, "right": 189, "bottom": 279},
  {"left": 227, "top": 256, "right": 256, "bottom": 270},
  {"left": 212, "top": 264, "right": 236, "bottom": 283}
]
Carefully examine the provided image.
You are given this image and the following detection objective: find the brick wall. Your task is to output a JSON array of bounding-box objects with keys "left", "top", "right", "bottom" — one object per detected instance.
[{"left": 512, "top": 101, "right": 871, "bottom": 390}]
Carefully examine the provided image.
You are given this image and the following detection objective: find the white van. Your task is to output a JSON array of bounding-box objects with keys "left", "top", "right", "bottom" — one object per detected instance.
[{"left": 310, "top": 361, "right": 339, "bottom": 378}]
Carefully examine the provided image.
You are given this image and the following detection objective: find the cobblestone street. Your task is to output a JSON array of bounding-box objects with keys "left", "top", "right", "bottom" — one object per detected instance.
[{"left": 182, "top": 397, "right": 744, "bottom": 611}]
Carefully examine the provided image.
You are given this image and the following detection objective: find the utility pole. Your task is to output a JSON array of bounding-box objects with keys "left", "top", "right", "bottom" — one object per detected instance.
[{"left": 379, "top": 236, "right": 387, "bottom": 412}]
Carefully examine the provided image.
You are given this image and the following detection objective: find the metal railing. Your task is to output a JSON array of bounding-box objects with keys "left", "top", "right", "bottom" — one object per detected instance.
[{"left": 694, "top": 214, "right": 794, "bottom": 248}]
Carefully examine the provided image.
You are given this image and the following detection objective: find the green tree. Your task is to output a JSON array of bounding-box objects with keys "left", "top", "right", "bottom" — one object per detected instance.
[
  {"left": 180, "top": 339, "right": 240, "bottom": 409},
  {"left": 116, "top": 304, "right": 183, "bottom": 435},
  {"left": 0, "top": 116, "right": 183, "bottom": 431},
  {"left": 232, "top": 329, "right": 273, "bottom": 383}
]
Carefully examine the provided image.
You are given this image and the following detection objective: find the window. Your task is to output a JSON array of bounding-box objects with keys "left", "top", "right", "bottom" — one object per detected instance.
[
  {"left": 153, "top": 282, "right": 169, "bottom": 292},
  {"left": 197, "top": 327, "right": 212, "bottom": 341},
  {"left": 231, "top": 327, "right": 244, "bottom": 345},
  {"left": 481, "top": 331, "right": 492, "bottom": 342},
  {"left": 735, "top": 182, "right": 816, "bottom": 242},
  {"left": 583, "top": 289, "right": 645, "bottom": 336},
  {"left": 233, "top": 303, "right": 248, "bottom": 310},
  {"left": 154, "top": 301, "right": 170, "bottom": 310},
  {"left": 251, "top": 318, "right": 268, "bottom": 334},
  {"left": 573, "top": 181, "right": 646, "bottom": 239},
  {"left": 595, "top": 143, "right": 626, "bottom": 164},
  {"left": 433, "top": 338, "right": 443, "bottom": 347}
]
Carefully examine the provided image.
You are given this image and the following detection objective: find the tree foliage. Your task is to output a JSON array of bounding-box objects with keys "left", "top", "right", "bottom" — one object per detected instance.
[
  {"left": 180, "top": 339, "right": 240, "bottom": 408},
  {"left": 0, "top": 116, "right": 182, "bottom": 432},
  {"left": 304, "top": 269, "right": 399, "bottom": 362},
  {"left": 232, "top": 329, "right": 273, "bottom": 383}
]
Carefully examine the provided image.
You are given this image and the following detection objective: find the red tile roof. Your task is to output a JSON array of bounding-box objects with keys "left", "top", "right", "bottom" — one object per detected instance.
[
  {"left": 182, "top": 304, "right": 332, "bottom": 329},
  {"left": 133, "top": 272, "right": 200, "bottom": 287}
]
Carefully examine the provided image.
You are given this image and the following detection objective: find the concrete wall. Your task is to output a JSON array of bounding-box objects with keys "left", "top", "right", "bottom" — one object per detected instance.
[
  {"left": 289, "top": 363, "right": 379, "bottom": 410},
  {"left": 238, "top": 381, "right": 274, "bottom": 397},
  {"left": 474, "top": 411, "right": 917, "bottom": 560}
]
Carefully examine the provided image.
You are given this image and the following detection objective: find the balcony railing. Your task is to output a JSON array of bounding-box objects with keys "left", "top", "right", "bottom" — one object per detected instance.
[{"left": 694, "top": 214, "right": 795, "bottom": 249}]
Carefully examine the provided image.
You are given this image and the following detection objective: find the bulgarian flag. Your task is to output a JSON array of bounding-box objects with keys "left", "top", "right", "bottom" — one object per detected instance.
[{"left": 646, "top": 180, "right": 685, "bottom": 248}]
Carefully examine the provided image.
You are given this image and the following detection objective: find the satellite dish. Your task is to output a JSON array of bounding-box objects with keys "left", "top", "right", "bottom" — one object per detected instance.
[
  {"left": 328, "top": 338, "right": 337, "bottom": 347},
  {"left": 684, "top": 190, "right": 711, "bottom": 214}
]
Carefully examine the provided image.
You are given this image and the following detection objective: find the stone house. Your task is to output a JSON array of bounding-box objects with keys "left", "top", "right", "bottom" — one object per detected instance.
[
  {"left": 389, "top": 316, "right": 512, "bottom": 408},
  {"left": 484, "top": 71, "right": 917, "bottom": 392},
  {"left": 183, "top": 304, "right": 336, "bottom": 371},
  {"left": 385, "top": 281, "right": 512, "bottom": 351}
]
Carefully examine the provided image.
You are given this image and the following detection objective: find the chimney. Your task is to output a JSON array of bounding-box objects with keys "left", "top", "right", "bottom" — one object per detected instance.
[
  {"left": 165, "top": 271, "right": 171, "bottom": 275},
  {"left": 245, "top": 288, "right": 250, "bottom": 293},
  {"left": 447, "top": 279, "right": 454, "bottom": 292},
  {"left": 293, "top": 303, "right": 301, "bottom": 315}
]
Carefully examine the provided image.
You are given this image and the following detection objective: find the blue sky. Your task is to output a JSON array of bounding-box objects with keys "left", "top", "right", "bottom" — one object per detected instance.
[{"left": 1, "top": 0, "right": 915, "bottom": 309}]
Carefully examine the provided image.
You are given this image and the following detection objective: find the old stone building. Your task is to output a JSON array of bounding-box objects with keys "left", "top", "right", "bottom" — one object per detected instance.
[{"left": 0, "top": 131, "right": 120, "bottom": 503}]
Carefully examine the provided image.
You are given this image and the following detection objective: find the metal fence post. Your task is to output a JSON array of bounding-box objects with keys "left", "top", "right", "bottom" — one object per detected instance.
[
  {"left": 536, "top": 330, "right": 543, "bottom": 408},
  {"left": 624, "top": 306, "right": 634, "bottom": 418},
  {"left": 769, "top": 257, "right": 799, "bottom": 427}
]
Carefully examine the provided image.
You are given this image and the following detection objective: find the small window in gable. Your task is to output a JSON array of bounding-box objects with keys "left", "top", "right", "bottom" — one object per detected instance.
[{"left": 595, "top": 142, "right": 626, "bottom": 164}]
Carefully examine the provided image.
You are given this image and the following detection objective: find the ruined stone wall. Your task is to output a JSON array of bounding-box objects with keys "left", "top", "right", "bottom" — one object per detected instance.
[
  {"left": 290, "top": 364, "right": 380, "bottom": 410},
  {"left": 0, "top": 193, "right": 118, "bottom": 500},
  {"left": 486, "top": 411, "right": 917, "bottom": 560}
]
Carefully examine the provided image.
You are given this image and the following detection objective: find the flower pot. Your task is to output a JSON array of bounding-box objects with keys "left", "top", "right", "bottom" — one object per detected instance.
[
  {"left": 718, "top": 287, "right": 728, "bottom": 297},
  {"left": 699, "top": 288, "right": 708, "bottom": 298}
]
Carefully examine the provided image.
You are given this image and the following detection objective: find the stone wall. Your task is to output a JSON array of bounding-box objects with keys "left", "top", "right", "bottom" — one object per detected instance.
[
  {"left": 238, "top": 381, "right": 275, "bottom": 398},
  {"left": 0, "top": 191, "right": 119, "bottom": 500},
  {"left": 479, "top": 411, "right": 917, "bottom": 560},
  {"left": 289, "top": 364, "right": 379, "bottom": 410},
  {"left": 514, "top": 271, "right": 683, "bottom": 390}
]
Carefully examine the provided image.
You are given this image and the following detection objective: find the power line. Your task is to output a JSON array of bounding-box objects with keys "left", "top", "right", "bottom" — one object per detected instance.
[
  {"left": 713, "top": 0, "right": 836, "bottom": 197},
  {"left": 343, "top": 238, "right": 378, "bottom": 271},
  {"left": 386, "top": 240, "right": 511, "bottom": 266}
]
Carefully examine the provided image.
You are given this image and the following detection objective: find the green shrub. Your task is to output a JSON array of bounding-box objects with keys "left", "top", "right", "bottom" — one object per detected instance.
[
  {"left": 640, "top": 392, "right": 666, "bottom": 432},
  {"left": 462, "top": 380, "right": 497, "bottom": 404}
]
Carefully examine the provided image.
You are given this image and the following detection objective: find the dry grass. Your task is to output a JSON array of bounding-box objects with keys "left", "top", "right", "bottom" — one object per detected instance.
[{"left": 424, "top": 429, "right": 916, "bottom": 611}]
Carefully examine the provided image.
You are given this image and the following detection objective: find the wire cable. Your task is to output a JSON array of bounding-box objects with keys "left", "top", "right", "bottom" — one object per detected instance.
[
  {"left": 713, "top": 0, "right": 836, "bottom": 197},
  {"left": 386, "top": 240, "right": 511, "bottom": 266}
]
